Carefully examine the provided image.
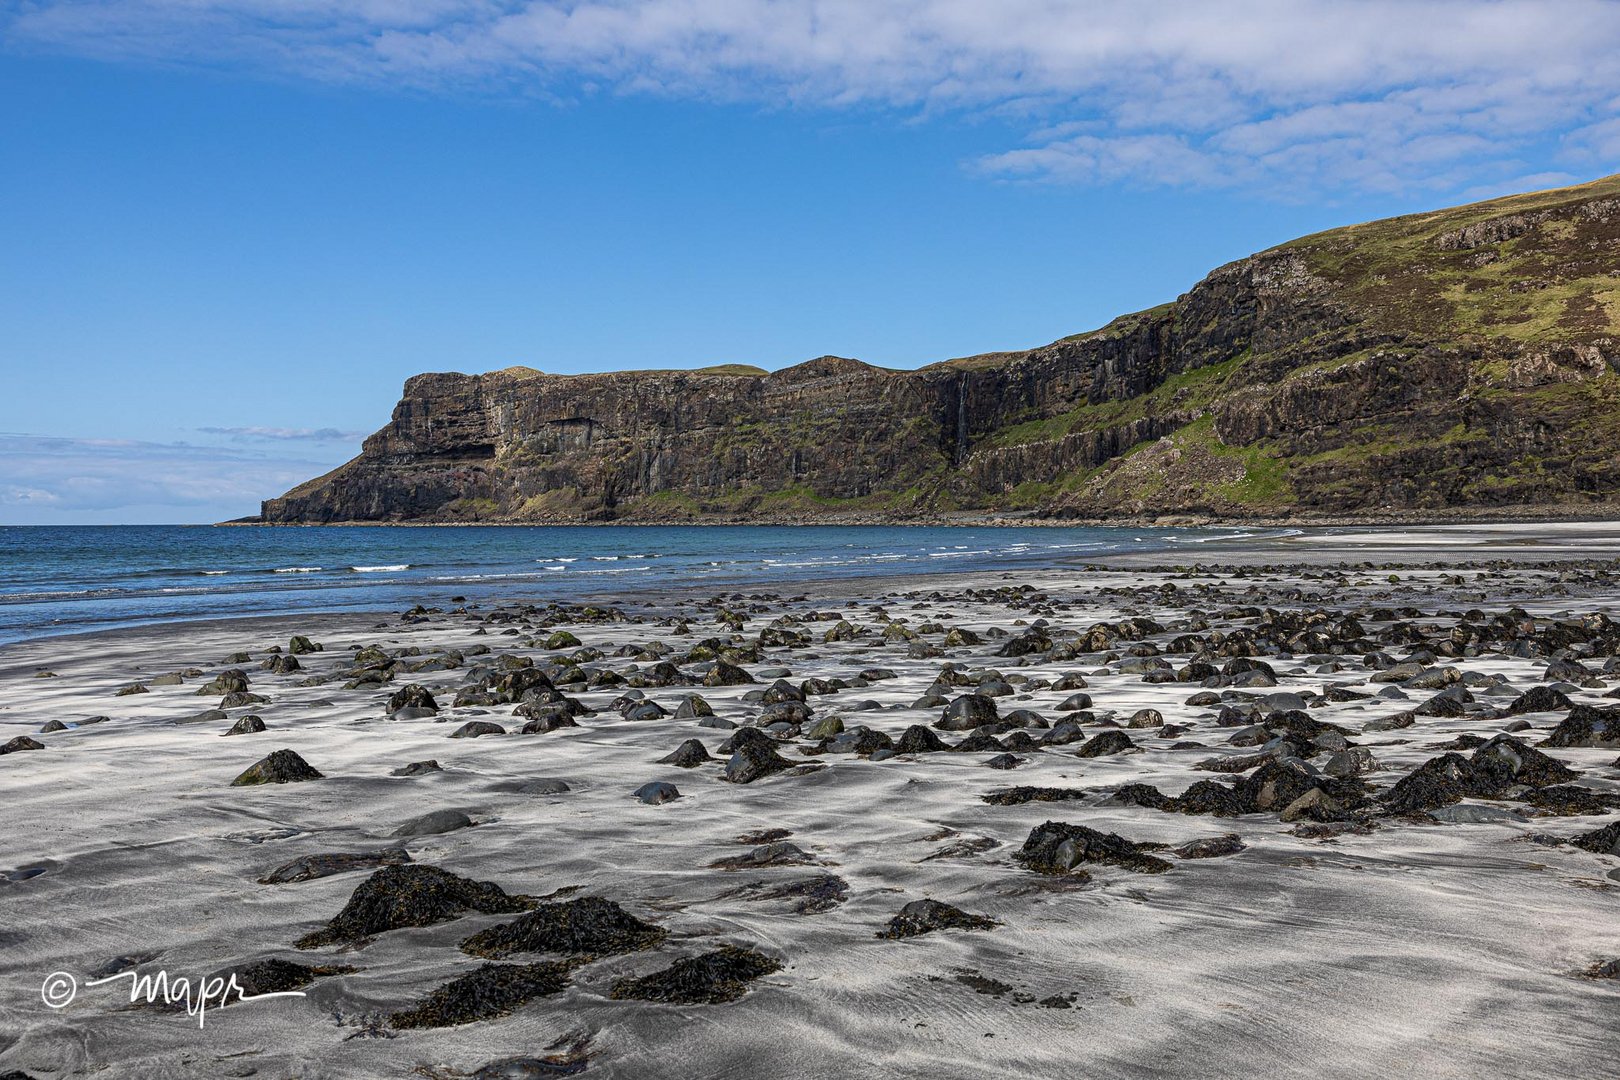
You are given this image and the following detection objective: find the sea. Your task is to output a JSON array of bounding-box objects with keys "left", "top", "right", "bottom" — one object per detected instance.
[{"left": 0, "top": 524, "right": 1280, "bottom": 644}]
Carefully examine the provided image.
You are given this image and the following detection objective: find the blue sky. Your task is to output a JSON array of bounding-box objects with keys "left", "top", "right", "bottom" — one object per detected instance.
[{"left": 3, "top": 0, "right": 1618, "bottom": 524}]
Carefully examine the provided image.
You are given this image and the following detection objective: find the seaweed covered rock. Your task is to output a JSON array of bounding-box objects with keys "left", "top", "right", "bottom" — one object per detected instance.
[
  {"left": 390, "top": 961, "right": 573, "bottom": 1029},
  {"left": 710, "top": 841, "right": 814, "bottom": 870},
  {"left": 981, "top": 786, "right": 1089, "bottom": 806},
  {"left": 1173, "top": 780, "right": 1248, "bottom": 817},
  {"left": 609, "top": 945, "right": 781, "bottom": 1004},
  {"left": 1383, "top": 737, "right": 1580, "bottom": 813},
  {"left": 1540, "top": 705, "right": 1620, "bottom": 749},
  {"left": 896, "top": 725, "right": 949, "bottom": 754},
  {"left": 877, "top": 899, "right": 998, "bottom": 939},
  {"left": 1523, "top": 785, "right": 1619, "bottom": 816},
  {"left": 1380, "top": 753, "right": 1476, "bottom": 813},
  {"left": 1014, "top": 821, "right": 1171, "bottom": 875},
  {"left": 1505, "top": 685, "right": 1573, "bottom": 715},
  {"left": 1569, "top": 819, "right": 1620, "bottom": 856},
  {"left": 296, "top": 865, "right": 532, "bottom": 948},
  {"left": 218, "top": 958, "right": 352, "bottom": 997},
  {"left": 730, "top": 873, "right": 849, "bottom": 915},
  {"left": 1104, "top": 782, "right": 1174, "bottom": 810},
  {"left": 1470, "top": 735, "right": 1579, "bottom": 790},
  {"left": 460, "top": 896, "right": 666, "bottom": 960},
  {"left": 223, "top": 715, "right": 266, "bottom": 736},
  {"left": 1074, "top": 730, "right": 1136, "bottom": 758},
  {"left": 231, "top": 749, "right": 323, "bottom": 786}
]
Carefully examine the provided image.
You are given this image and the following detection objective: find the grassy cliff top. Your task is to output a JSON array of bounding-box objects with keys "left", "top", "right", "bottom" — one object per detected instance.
[{"left": 1280, "top": 172, "right": 1620, "bottom": 344}]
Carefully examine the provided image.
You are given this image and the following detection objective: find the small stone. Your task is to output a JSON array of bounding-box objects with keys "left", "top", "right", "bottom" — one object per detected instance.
[
  {"left": 659, "top": 739, "right": 711, "bottom": 767},
  {"left": 222, "top": 715, "right": 267, "bottom": 736},
  {"left": 259, "top": 849, "right": 412, "bottom": 884},
  {"left": 633, "top": 781, "right": 682, "bottom": 804},
  {"left": 450, "top": 721, "right": 506, "bottom": 738},
  {"left": 1171, "top": 834, "right": 1246, "bottom": 859},
  {"left": 392, "top": 809, "right": 475, "bottom": 837}
]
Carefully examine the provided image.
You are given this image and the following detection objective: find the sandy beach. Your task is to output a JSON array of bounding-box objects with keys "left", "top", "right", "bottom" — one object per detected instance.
[{"left": 2, "top": 524, "right": 1619, "bottom": 1079}]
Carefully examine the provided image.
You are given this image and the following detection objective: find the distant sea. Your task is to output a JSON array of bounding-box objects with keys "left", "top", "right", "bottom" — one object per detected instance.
[{"left": 0, "top": 524, "right": 1280, "bottom": 644}]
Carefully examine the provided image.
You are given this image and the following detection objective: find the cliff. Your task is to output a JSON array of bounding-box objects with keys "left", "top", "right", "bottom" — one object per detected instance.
[{"left": 262, "top": 175, "right": 1620, "bottom": 524}]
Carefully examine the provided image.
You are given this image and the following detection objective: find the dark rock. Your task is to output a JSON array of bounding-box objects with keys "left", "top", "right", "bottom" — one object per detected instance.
[
  {"left": 710, "top": 841, "right": 815, "bottom": 870},
  {"left": 896, "top": 724, "right": 950, "bottom": 754},
  {"left": 390, "top": 961, "right": 573, "bottom": 1029},
  {"left": 1570, "top": 819, "right": 1620, "bottom": 855},
  {"left": 632, "top": 781, "right": 682, "bottom": 804},
  {"left": 223, "top": 715, "right": 266, "bottom": 736},
  {"left": 1382, "top": 752, "right": 1476, "bottom": 813},
  {"left": 731, "top": 873, "right": 849, "bottom": 914},
  {"left": 393, "top": 809, "right": 475, "bottom": 837},
  {"left": 936, "top": 694, "right": 998, "bottom": 731},
  {"left": 1171, "top": 834, "right": 1246, "bottom": 859},
  {"left": 951, "top": 731, "right": 1008, "bottom": 753},
  {"left": 460, "top": 896, "right": 666, "bottom": 959},
  {"left": 1505, "top": 685, "right": 1573, "bottom": 714},
  {"left": 876, "top": 898, "right": 998, "bottom": 939},
  {"left": 231, "top": 749, "right": 323, "bottom": 786},
  {"left": 393, "top": 759, "right": 442, "bottom": 776},
  {"left": 981, "top": 786, "right": 1088, "bottom": 806},
  {"left": 2, "top": 736, "right": 46, "bottom": 754},
  {"left": 659, "top": 739, "right": 712, "bottom": 767},
  {"left": 1104, "top": 782, "right": 1174, "bottom": 810},
  {"left": 704, "top": 662, "right": 755, "bottom": 687},
  {"left": 722, "top": 729, "right": 795, "bottom": 784},
  {"left": 609, "top": 945, "right": 781, "bottom": 1004},
  {"left": 1074, "top": 730, "right": 1136, "bottom": 757},
  {"left": 450, "top": 721, "right": 507, "bottom": 738},
  {"left": 218, "top": 958, "right": 352, "bottom": 998},
  {"left": 259, "top": 849, "right": 413, "bottom": 885},
  {"left": 1014, "top": 821, "right": 1171, "bottom": 875},
  {"left": 1541, "top": 704, "right": 1620, "bottom": 748},
  {"left": 1174, "top": 780, "right": 1248, "bottom": 817},
  {"left": 296, "top": 865, "right": 532, "bottom": 947}
]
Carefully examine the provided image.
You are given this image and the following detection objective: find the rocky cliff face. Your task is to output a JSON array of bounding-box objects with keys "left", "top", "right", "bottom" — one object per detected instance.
[{"left": 262, "top": 175, "right": 1620, "bottom": 523}]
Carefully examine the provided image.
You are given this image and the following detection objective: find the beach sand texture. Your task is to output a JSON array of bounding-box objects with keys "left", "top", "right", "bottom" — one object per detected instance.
[{"left": 2, "top": 548, "right": 1619, "bottom": 1078}]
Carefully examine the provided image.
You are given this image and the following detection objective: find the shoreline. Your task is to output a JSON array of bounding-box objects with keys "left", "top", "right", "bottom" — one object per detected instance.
[
  {"left": 7, "top": 520, "right": 1620, "bottom": 655},
  {"left": 222, "top": 502, "right": 1620, "bottom": 528}
]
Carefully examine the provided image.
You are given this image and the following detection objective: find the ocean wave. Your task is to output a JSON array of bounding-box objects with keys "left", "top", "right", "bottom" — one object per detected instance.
[
  {"left": 351, "top": 565, "right": 409, "bottom": 573},
  {"left": 274, "top": 566, "right": 322, "bottom": 573}
]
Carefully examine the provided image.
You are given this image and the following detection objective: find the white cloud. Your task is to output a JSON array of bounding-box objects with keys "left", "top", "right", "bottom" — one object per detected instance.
[
  {"left": 196, "top": 425, "right": 368, "bottom": 441},
  {"left": 6, "top": 0, "right": 1620, "bottom": 194},
  {"left": 0, "top": 433, "right": 344, "bottom": 520}
]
